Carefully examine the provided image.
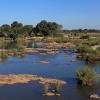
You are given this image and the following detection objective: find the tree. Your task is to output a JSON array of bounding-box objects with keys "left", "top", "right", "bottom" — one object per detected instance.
[
  {"left": 11, "top": 21, "right": 23, "bottom": 35},
  {"left": 10, "top": 21, "right": 23, "bottom": 40},
  {"left": 22, "top": 25, "right": 33, "bottom": 36},
  {"left": 0, "top": 20, "right": 63, "bottom": 38},
  {"left": 34, "top": 20, "right": 62, "bottom": 36},
  {"left": 0, "top": 24, "right": 11, "bottom": 37}
]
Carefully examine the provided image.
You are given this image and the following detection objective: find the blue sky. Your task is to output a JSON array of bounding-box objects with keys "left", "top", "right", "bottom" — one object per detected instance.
[{"left": 0, "top": 0, "right": 100, "bottom": 29}]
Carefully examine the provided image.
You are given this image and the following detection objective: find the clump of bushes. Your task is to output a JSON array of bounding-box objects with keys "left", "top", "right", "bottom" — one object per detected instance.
[
  {"left": 77, "top": 44, "right": 100, "bottom": 63},
  {"left": 80, "top": 35, "right": 90, "bottom": 39},
  {"left": 77, "top": 44, "right": 89, "bottom": 53},
  {"left": 12, "top": 49, "right": 18, "bottom": 56},
  {"left": 76, "top": 67, "right": 97, "bottom": 86},
  {"left": 16, "top": 45, "right": 25, "bottom": 52}
]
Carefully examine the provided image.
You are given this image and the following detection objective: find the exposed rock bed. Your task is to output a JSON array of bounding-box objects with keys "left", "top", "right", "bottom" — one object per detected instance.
[{"left": 0, "top": 74, "right": 66, "bottom": 85}]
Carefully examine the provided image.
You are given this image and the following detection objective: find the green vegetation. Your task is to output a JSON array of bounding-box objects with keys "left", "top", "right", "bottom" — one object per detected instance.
[
  {"left": 76, "top": 67, "right": 97, "bottom": 86},
  {"left": 0, "top": 20, "right": 62, "bottom": 40},
  {"left": 76, "top": 33, "right": 100, "bottom": 63},
  {"left": 0, "top": 20, "right": 100, "bottom": 63},
  {"left": 0, "top": 20, "right": 99, "bottom": 91},
  {"left": 97, "top": 47, "right": 100, "bottom": 51},
  {"left": 34, "top": 20, "right": 62, "bottom": 36},
  {"left": 77, "top": 44, "right": 100, "bottom": 63},
  {"left": 63, "top": 29, "right": 100, "bottom": 34},
  {"left": 0, "top": 50, "right": 8, "bottom": 61}
]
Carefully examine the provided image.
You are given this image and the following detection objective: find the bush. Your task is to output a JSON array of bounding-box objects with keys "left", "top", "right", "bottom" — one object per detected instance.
[
  {"left": 17, "top": 45, "right": 25, "bottom": 52},
  {"left": 76, "top": 67, "right": 97, "bottom": 86},
  {"left": 80, "top": 35, "right": 89, "bottom": 39},
  {"left": 12, "top": 49, "right": 18, "bottom": 56},
  {"left": 0, "top": 51, "right": 8, "bottom": 61},
  {"left": 77, "top": 44, "right": 90, "bottom": 53},
  {"left": 96, "top": 47, "right": 100, "bottom": 51}
]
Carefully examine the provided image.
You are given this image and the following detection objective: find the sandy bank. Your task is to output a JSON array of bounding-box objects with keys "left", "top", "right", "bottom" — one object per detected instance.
[{"left": 0, "top": 74, "right": 66, "bottom": 85}]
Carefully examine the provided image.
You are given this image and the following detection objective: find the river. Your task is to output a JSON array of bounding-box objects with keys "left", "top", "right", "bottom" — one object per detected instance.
[{"left": 0, "top": 49, "right": 100, "bottom": 100}]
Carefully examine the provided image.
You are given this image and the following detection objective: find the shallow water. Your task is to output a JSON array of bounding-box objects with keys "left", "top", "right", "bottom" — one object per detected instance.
[{"left": 0, "top": 50, "right": 100, "bottom": 100}]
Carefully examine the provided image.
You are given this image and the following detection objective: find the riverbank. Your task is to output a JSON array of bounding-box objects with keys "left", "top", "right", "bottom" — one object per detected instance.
[{"left": 0, "top": 42, "right": 76, "bottom": 57}]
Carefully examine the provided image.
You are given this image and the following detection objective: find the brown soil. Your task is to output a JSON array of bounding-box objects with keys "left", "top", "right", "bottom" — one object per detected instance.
[{"left": 0, "top": 74, "right": 66, "bottom": 85}]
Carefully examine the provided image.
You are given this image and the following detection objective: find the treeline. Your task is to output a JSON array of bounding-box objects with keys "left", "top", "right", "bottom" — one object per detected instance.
[
  {"left": 0, "top": 20, "right": 62, "bottom": 40},
  {"left": 63, "top": 29, "right": 100, "bottom": 34},
  {"left": 0, "top": 20, "right": 100, "bottom": 40}
]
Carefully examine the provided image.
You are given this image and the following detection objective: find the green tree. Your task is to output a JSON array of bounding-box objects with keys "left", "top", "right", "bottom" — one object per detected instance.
[
  {"left": 11, "top": 21, "right": 23, "bottom": 34},
  {"left": 0, "top": 24, "right": 11, "bottom": 37},
  {"left": 22, "top": 25, "right": 33, "bottom": 36},
  {"left": 10, "top": 21, "right": 23, "bottom": 40},
  {"left": 34, "top": 20, "right": 62, "bottom": 36}
]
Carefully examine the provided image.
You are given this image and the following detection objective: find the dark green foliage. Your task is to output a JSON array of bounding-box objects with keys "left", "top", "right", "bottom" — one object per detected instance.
[
  {"left": 0, "top": 24, "right": 11, "bottom": 37},
  {"left": 63, "top": 29, "right": 100, "bottom": 33},
  {"left": 0, "top": 20, "right": 63, "bottom": 38},
  {"left": 0, "top": 21, "right": 34, "bottom": 39},
  {"left": 34, "top": 20, "right": 62, "bottom": 36},
  {"left": 22, "top": 25, "right": 33, "bottom": 36},
  {"left": 96, "top": 47, "right": 100, "bottom": 51},
  {"left": 80, "top": 35, "right": 89, "bottom": 39},
  {"left": 11, "top": 21, "right": 23, "bottom": 35}
]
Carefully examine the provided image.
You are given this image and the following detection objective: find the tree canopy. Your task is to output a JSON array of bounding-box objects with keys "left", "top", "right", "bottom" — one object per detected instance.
[
  {"left": 34, "top": 20, "right": 62, "bottom": 36},
  {"left": 0, "top": 20, "right": 62, "bottom": 39}
]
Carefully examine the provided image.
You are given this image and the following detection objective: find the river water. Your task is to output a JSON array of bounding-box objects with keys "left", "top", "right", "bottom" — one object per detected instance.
[{"left": 0, "top": 49, "right": 100, "bottom": 100}]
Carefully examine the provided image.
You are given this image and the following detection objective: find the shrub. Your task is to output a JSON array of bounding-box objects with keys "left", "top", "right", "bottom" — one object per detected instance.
[
  {"left": 76, "top": 67, "right": 97, "bottom": 86},
  {"left": 12, "top": 49, "right": 18, "bottom": 56},
  {"left": 96, "top": 47, "right": 100, "bottom": 51},
  {"left": 0, "top": 51, "right": 8, "bottom": 61}
]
